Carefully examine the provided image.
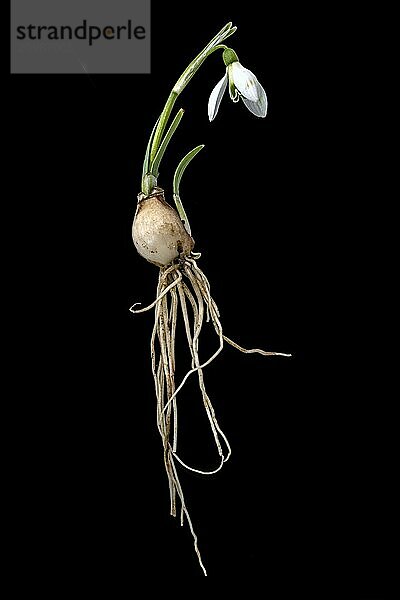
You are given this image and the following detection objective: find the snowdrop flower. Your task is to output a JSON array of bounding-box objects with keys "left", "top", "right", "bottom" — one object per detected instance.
[{"left": 208, "top": 48, "right": 268, "bottom": 121}]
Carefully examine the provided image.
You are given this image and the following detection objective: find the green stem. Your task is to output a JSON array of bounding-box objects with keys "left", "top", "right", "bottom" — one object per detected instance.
[
  {"left": 142, "top": 22, "right": 237, "bottom": 194},
  {"left": 208, "top": 44, "right": 229, "bottom": 54},
  {"left": 142, "top": 117, "right": 160, "bottom": 183}
]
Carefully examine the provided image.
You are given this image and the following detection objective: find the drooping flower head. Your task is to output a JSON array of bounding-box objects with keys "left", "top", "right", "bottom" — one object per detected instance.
[{"left": 208, "top": 48, "right": 268, "bottom": 121}]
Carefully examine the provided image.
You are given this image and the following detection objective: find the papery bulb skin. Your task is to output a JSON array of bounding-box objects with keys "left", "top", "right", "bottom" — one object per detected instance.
[{"left": 132, "top": 188, "right": 195, "bottom": 267}]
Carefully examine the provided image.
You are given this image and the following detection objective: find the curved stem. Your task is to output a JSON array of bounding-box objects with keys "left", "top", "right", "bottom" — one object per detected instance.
[{"left": 141, "top": 22, "right": 237, "bottom": 194}]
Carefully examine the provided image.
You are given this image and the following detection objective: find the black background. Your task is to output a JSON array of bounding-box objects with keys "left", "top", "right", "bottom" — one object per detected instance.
[{"left": 9, "top": 1, "right": 395, "bottom": 594}]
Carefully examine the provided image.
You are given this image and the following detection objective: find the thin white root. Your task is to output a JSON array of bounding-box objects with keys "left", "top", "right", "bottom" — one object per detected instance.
[
  {"left": 173, "top": 451, "right": 225, "bottom": 475},
  {"left": 175, "top": 272, "right": 231, "bottom": 471},
  {"left": 223, "top": 335, "right": 292, "bottom": 357},
  {"left": 161, "top": 337, "right": 223, "bottom": 416},
  {"left": 139, "top": 254, "right": 290, "bottom": 577},
  {"left": 169, "top": 456, "right": 208, "bottom": 576},
  {"left": 130, "top": 268, "right": 181, "bottom": 313}
]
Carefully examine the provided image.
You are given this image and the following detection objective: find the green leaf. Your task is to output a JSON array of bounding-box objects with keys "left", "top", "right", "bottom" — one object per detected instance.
[
  {"left": 173, "top": 145, "right": 205, "bottom": 198},
  {"left": 150, "top": 109, "right": 184, "bottom": 178},
  {"left": 172, "top": 145, "right": 205, "bottom": 235}
]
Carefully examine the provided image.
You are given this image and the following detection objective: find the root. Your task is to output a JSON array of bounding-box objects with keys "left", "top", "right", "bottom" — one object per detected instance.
[
  {"left": 223, "top": 335, "right": 292, "bottom": 357},
  {"left": 133, "top": 254, "right": 290, "bottom": 576},
  {"left": 130, "top": 265, "right": 181, "bottom": 313}
]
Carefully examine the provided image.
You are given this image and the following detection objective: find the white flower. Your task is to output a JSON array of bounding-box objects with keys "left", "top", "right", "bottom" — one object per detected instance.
[{"left": 208, "top": 61, "right": 268, "bottom": 121}]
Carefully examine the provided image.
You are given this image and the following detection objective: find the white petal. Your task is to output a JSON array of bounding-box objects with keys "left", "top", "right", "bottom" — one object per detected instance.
[
  {"left": 208, "top": 74, "right": 228, "bottom": 121},
  {"left": 231, "top": 62, "right": 259, "bottom": 102},
  {"left": 241, "top": 83, "right": 268, "bottom": 118}
]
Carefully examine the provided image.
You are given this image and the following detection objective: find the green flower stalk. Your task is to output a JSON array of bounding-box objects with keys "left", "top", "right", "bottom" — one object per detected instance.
[
  {"left": 131, "top": 23, "right": 290, "bottom": 577},
  {"left": 141, "top": 21, "right": 237, "bottom": 197}
]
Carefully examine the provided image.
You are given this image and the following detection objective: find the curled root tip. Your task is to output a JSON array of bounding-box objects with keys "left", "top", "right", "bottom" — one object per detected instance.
[{"left": 129, "top": 302, "right": 141, "bottom": 312}]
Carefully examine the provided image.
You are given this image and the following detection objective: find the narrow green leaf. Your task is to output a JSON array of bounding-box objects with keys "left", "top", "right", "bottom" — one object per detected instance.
[
  {"left": 150, "top": 109, "right": 184, "bottom": 178},
  {"left": 173, "top": 145, "right": 205, "bottom": 198},
  {"left": 172, "top": 145, "right": 205, "bottom": 235}
]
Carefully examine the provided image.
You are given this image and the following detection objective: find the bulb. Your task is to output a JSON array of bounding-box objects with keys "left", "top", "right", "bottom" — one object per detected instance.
[{"left": 132, "top": 189, "right": 195, "bottom": 266}]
